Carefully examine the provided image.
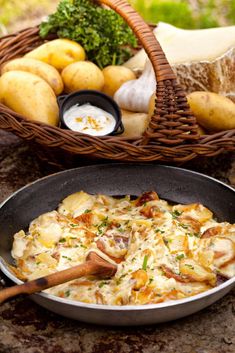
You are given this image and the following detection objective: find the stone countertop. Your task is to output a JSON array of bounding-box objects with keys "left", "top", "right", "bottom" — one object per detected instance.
[{"left": 0, "top": 130, "right": 234, "bottom": 353}]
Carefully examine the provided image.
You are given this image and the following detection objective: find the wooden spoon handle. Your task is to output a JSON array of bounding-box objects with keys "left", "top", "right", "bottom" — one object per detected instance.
[{"left": 0, "top": 252, "right": 117, "bottom": 304}]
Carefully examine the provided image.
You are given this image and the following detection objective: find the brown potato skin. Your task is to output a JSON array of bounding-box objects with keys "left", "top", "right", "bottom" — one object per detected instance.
[
  {"left": 1, "top": 58, "right": 64, "bottom": 95},
  {"left": 61, "top": 61, "right": 104, "bottom": 93},
  {"left": 0, "top": 71, "right": 59, "bottom": 126},
  {"left": 187, "top": 91, "right": 235, "bottom": 131},
  {"left": 25, "top": 39, "right": 85, "bottom": 71},
  {"left": 102, "top": 65, "right": 136, "bottom": 97}
]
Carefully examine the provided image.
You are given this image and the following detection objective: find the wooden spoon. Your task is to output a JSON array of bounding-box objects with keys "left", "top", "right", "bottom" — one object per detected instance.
[{"left": 0, "top": 251, "right": 117, "bottom": 304}]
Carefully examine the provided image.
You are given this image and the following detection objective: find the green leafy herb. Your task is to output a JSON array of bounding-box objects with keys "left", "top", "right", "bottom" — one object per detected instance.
[
  {"left": 84, "top": 209, "right": 91, "bottom": 214},
  {"left": 39, "top": 0, "right": 137, "bottom": 68},
  {"left": 149, "top": 277, "right": 154, "bottom": 284},
  {"left": 142, "top": 255, "right": 148, "bottom": 271}
]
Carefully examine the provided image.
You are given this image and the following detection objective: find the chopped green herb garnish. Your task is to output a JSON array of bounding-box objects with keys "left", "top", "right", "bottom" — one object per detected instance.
[
  {"left": 185, "top": 264, "right": 194, "bottom": 269},
  {"left": 171, "top": 210, "right": 183, "bottom": 219},
  {"left": 97, "top": 217, "right": 109, "bottom": 234},
  {"left": 59, "top": 238, "right": 66, "bottom": 243},
  {"left": 155, "top": 228, "right": 165, "bottom": 234},
  {"left": 80, "top": 244, "right": 87, "bottom": 249},
  {"left": 163, "top": 237, "right": 172, "bottom": 246},
  {"left": 99, "top": 281, "right": 108, "bottom": 288},
  {"left": 70, "top": 223, "right": 78, "bottom": 228},
  {"left": 176, "top": 254, "right": 185, "bottom": 260},
  {"left": 142, "top": 255, "right": 148, "bottom": 271},
  {"left": 36, "top": 261, "right": 41, "bottom": 265},
  {"left": 65, "top": 290, "right": 71, "bottom": 297},
  {"left": 62, "top": 255, "right": 72, "bottom": 261},
  {"left": 84, "top": 209, "right": 91, "bottom": 214},
  {"left": 178, "top": 223, "right": 188, "bottom": 229},
  {"left": 149, "top": 277, "right": 154, "bottom": 284}
]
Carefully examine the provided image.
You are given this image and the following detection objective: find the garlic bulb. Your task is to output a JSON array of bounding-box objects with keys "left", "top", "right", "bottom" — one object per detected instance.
[{"left": 114, "top": 60, "right": 156, "bottom": 113}]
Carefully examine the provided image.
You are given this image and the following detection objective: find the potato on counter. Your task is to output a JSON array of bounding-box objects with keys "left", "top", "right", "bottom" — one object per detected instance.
[
  {"left": 102, "top": 65, "right": 136, "bottom": 97},
  {"left": 0, "top": 71, "right": 59, "bottom": 126},
  {"left": 25, "top": 39, "right": 85, "bottom": 71},
  {"left": 187, "top": 91, "right": 235, "bottom": 131},
  {"left": 62, "top": 61, "right": 104, "bottom": 93},
  {"left": 1, "top": 58, "right": 64, "bottom": 95}
]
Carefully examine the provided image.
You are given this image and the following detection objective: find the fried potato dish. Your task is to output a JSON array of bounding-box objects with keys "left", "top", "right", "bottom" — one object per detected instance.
[{"left": 11, "top": 191, "right": 235, "bottom": 305}]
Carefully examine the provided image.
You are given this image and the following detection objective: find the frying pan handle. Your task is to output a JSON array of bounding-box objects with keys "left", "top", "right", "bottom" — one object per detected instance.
[
  {"left": 0, "top": 252, "right": 117, "bottom": 304},
  {"left": 0, "top": 261, "right": 93, "bottom": 304}
]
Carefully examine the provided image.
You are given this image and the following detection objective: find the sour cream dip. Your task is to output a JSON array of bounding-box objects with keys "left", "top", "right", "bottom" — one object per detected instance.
[{"left": 63, "top": 103, "right": 116, "bottom": 136}]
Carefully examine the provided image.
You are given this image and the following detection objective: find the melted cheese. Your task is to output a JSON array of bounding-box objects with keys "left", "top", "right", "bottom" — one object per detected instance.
[{"left": 11, "top": 191, "right": 235, "bottom": 305}]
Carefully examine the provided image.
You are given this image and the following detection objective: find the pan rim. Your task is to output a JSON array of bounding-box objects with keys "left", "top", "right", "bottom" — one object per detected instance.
[
  {"left": 0, "top": 261, "right": 234, "bottom": 311},
  {"left": 0, "top": 163, "right": 235, "bottom": 311}
]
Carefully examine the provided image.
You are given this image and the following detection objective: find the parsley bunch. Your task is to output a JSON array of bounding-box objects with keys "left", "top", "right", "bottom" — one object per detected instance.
[{"left": 39, "top": 0, "right": 137, "bottom": 68}]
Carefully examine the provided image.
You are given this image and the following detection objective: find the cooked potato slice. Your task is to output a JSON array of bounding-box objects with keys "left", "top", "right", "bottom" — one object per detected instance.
[
  {"left": 180, "top": 258, "right": 216, "bottom": 284},
  {"left": 173, "top": 203, "right": 213, "bottom": 223},
  {"left": 218, "top": 261, "right": 235, "bottom": 279},
  {"left": 35, "top": 253, "right": 58, "bottom": 268},
  {"left": 167, "top": 235, "right": 188, "bottom": 253},
  {"left": 58, "top": 191, "right": 95, "bottom": 217},
  {"left": 132, "top": 269, "right": 148, "bottom": 290},
  {"left": 209, "top": 237, "right": 235, "bottom": 268}
]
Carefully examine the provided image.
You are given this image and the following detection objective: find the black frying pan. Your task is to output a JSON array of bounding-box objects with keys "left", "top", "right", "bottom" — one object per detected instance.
[{"left": 0, "top": 164, "right": 234, "bottom": 325}]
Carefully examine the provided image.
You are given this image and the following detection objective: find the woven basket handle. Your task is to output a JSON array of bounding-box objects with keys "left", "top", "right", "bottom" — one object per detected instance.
[
  {"left": 98, "top": 0, "right": 176, "bottom": 82},
  {"left": 99, "top": 0, "right": 199, "bottom": 145}
]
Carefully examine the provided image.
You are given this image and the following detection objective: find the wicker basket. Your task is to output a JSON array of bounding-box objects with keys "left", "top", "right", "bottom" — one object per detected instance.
[{"left": 0, "top": 0, "right": 235, "bottom": 165}]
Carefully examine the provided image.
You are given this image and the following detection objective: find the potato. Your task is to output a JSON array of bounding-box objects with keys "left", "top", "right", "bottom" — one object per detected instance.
[
  {"left": 187, "top": 91, "right": 235, "bottom": 131},
  {"left": 148, "top": 93, "right": 156, "bottom": 117},
  {"left": 61, "top": 61, "right": 104, "bottom": 93},
  {"left": 1, "top": 58, "right": 64, "bottom": 95},
  {"left": 102, "top": 65, "right": 135, "bottom": 97},
  {"left": 0, "top": 71, "right": 59, "bottom": 126},
  {"left": 121, "top": 110, "right": 150, "bottom": 137},
  {"left": 25, "top": 39, "right": 85, "bottom": 71},
  {"left": 197, "top": 124, "right": 207, "bottom": 135}
]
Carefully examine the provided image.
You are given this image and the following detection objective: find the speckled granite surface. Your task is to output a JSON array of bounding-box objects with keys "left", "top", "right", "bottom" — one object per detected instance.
[{"left": 0, "top": 130, "right": 234, "bottom": 353}]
